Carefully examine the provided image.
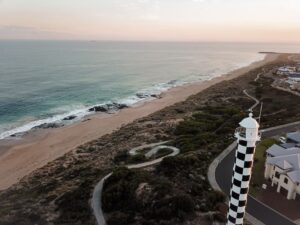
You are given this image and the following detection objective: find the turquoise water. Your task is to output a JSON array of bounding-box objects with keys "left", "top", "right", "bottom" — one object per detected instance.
[{"left": 0, "top": 41, "right": 299, "bottom": 139}]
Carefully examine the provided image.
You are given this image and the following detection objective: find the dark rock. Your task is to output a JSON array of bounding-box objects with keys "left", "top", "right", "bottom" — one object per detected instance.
[
  {"left": 63, "top": 115, "right": 77, "bottom": 121},
  {"left": 150, "top": 94, "right": 161, "bottom": 99},
  {"left": 136, "top": 93, "right": 149, "bottom": 98},
  {"left": 116, "top": 103, "right": 128, "bottom": 110},
  {"left": 137, "top": 93, "right": 161, "bottom": 99},
  {"left": 89, "top": 105, "right": 108, "bottom": 112},
  {"left": 35, "top": 123, "right": 64, "bottom": 129},
  {"left": 89, "top": 103, "right": 128, "bottom": 113}
]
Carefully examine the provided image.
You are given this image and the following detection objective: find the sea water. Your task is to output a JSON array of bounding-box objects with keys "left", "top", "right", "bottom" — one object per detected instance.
[{"left": 0, "top": 41, "right": 299, "bottom": 139}]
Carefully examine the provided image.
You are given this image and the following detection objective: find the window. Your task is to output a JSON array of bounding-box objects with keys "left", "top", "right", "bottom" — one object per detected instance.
[
  {"left": 284, "top": 177, "right": 288, "bottom": 184},
  {"left": 275, "top": 172, "right": 280, "bottom": 179}
]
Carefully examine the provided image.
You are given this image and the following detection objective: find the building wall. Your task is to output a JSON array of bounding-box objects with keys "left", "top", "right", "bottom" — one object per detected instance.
[
  {"left": 289, "top": 77, "right": 300, "bottom": 82},
  {"left": 265, "top": 163, "right": 300, "bottom": 200}
]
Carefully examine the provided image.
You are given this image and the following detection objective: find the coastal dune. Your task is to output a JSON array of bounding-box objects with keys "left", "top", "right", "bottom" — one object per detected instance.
[{"left": 0, "top": 53, "right": 278, "bottom": 190}]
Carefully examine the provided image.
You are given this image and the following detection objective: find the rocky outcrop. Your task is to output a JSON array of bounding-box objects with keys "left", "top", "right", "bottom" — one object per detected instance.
[
  {"left": 88, "top": 103, "right": 128, "bottom": 113},
  {"left": 136, "top": 93, "right": 161, "bottom": 99},
  {"left": 34, "top": 123, "right": 64, "bottom": 129},
  {"left": 63, "top": 115, "right": 77, "bottom": 121}
]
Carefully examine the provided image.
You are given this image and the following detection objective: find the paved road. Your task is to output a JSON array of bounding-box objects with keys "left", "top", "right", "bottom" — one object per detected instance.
[
  {"left": 91, "top": 143, "right": 180, "bottom": 225},
  {"left": 215, "top": 122, "right": 300, "bottom": 225}
]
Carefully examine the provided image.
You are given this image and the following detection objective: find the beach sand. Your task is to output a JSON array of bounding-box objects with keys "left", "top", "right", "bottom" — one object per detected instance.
[{"left": 0, "top": 53, "right": 278, "bottom": 190}]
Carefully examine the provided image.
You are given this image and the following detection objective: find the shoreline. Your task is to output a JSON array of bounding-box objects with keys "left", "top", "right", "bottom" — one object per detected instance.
[{"left": 0, "top": 53, "right": 278, "bottom": 190}]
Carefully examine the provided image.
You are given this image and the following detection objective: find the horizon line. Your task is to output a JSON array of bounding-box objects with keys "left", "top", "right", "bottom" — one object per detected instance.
[{"left": 1, "top": 39, "right": 300, "bottom": 45}]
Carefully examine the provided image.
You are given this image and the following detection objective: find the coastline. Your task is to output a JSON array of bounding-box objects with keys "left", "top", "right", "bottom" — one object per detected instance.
[{"left": 0, "top": 53, "right": 278, "bottom": 190}]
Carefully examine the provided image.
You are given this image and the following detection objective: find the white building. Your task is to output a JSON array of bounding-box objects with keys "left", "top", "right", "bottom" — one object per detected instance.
[
  {"left": 288, "top": 73, "right": 300, "bottom": 82},
  {"left": 276, "top": 66, "right": 296, "bottom": 75},
  {"left": 264, "top": 144, "right": 300, "bottom": 200}
]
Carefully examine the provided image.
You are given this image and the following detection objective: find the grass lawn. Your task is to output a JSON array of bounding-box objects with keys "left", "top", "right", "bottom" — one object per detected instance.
[{"left": 250, "top": 138, "right": 279, "bottom": 196}]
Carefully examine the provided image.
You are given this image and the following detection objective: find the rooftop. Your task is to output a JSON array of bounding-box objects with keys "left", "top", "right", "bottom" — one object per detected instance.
[
  {"left": 239, "top": 113, "right": 259, "bottom": 129},
  {"left": 267, "top": 144, "right": 300, "bottom": 157},
  {"left": 280, "top": 143, "right": 297, "bottom": 149},
  {"left": 287, "top": 132, "right": 300, "bottom": 143},
  {"left": 267, "top": 154, "right": 300, "bottom": 171},
  {"left": 289, "top": 73, "right": 300, "bottom": 78},
  {"left": 287, "top": 170, "right": 300, "bottom": 183}
]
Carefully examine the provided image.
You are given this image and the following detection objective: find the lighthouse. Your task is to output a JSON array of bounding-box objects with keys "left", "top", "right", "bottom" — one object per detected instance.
[{"left": 226, "top": 113, "right": 260, "bottom": 225}]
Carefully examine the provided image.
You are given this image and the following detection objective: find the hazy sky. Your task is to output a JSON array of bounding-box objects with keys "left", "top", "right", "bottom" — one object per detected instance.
[{"left": 1, "top": 0, "right": 300, "bottom": 42}]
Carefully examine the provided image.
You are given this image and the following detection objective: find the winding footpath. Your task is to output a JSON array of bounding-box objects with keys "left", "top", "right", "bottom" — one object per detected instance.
[
  {"left": 92, "top": 71, "right": 300, "bottom": 225},
  {"left": 209, "top": 72, "right": 300, "bottom": 225},
  {"left": 91, "top": 142, "right": 180, "bottom": 225}
]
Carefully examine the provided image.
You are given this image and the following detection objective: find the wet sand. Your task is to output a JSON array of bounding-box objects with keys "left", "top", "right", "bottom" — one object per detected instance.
[{"left": 0, "top": 53, "right": 278, "bottom": 190}]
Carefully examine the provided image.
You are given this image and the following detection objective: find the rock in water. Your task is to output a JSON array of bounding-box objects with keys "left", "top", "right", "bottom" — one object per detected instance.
[
  {"left": 34, "top": 123, "right": 64, "bottom": 129},
  {"left": 116, "top": 103, "right": 128, "bottom": 110},
  {"left": 88, "top": 105, "right": 109, "bottom": 112},
  {"left": 88, "top": 103, "right": 128, "bottom": 113},
  {"left": 63, "top": 115, "right": 77, "bottom": 121},
  {"left": 136, "top": 93, "right": 149, "bottom": 99}
]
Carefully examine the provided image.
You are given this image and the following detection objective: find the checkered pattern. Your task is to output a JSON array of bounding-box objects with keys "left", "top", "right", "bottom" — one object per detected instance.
[{"left": 226, "top": 140, "right": 256, "bottom": 225}]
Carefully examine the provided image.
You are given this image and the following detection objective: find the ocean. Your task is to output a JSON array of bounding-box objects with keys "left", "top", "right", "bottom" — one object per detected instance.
[{"left": 0, "top": 41, "right": 299, "bottom": 139}]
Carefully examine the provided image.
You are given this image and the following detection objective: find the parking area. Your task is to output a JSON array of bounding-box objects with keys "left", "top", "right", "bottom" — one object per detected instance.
[{"left": 256, "top": 181, "right": 300, "bottom": 221}]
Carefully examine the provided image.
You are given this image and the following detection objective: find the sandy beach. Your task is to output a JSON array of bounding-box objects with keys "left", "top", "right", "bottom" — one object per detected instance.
[{"left": 0, "top": 53, "right": 278, "bottom": 190}]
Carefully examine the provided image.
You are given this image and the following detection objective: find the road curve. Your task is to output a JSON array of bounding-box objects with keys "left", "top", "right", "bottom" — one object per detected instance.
[
  {"left": 91, "top": 143, "right": 180, "bottom": 225},
  {"left": 212, "top": 122, "right": 300, "bottom": 225},
  {"left": 210, "top": 71, "right": 300, "bottom": 225}
]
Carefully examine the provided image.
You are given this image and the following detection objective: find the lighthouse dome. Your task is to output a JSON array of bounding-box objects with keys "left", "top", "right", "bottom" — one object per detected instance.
[{"left": 239, "top": 113, "right": 259, "bottom": 129}]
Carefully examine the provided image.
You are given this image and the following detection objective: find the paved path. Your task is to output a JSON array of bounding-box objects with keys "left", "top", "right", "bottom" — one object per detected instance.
[
  {"left": 243, "top": 89, "right": 260, "bottom": 111},
  {"left": 91, "top": 143, "right": 180, "bottom": 225}
]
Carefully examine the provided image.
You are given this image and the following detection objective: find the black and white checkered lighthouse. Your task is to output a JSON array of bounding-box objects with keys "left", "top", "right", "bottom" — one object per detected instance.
[{"left": 226, "top": 113, "right": 260, "bottom": 225}]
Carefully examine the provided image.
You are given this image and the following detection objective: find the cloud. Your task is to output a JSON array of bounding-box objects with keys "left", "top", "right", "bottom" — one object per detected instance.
[{"left": 113, "top": 0, "right": 161, "bottom": 21}]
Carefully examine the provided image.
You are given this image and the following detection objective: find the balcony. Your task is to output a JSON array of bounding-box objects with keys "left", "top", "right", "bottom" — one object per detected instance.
[
  {"left": 235, "top": 127, "right": 246, "bottom": 138},
  {"left": 234, "top": 127, "right": 261, "bottom": 141}
]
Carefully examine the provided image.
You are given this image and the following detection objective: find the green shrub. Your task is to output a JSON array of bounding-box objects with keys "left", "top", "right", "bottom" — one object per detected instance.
[
  {"left": 113, "top": 151, "right": 129, "bottom": 163},
  {"left": 106, "top": 212, "right": 132, "bottom": 225},
  {"left": 129, "top": 154, "right": 146, "bottom": 163},
  {"left": 207, "top": 191, "right": 226, "bottom": 210},
  {"left": 102, "top": 167, "right": 150, "bottom": 212}
]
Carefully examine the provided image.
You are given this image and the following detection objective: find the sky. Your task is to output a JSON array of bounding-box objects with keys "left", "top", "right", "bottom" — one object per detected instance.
[{"left": 0, "top": 0, "right": 300, "bottom": 42}]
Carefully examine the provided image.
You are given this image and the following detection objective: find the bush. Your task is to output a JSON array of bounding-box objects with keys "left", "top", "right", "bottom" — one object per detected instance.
[
  {"left": 173, "top": 105, "right": 243, "bottom": 152},
  {"left": 171, "top": 194, "right": 195, "bottom": 214},
  {"left": 213, "top": 212, "right": 227, "bottom": 223},
  {"left": 152, "top": 177, "right": 173, "bottom": 198},
  {"left": 157, "top": 155, "right": 199, "bottom": 176},
  {"left": 143, "top": 194, "right": 194, "bottom": 221},
  {"left": 102, "top": 168, "right": 150, "bottom": 212},
  {"left": 113, "top": 151, "right": 129, "bottom": 163},
  {"left": 207, "top": 191, "right": 226, "bottom": 210},
  {"left": 129, "top": 154, "right": 146, "bottom": 163},
  {"left": 154, "top": 148, "right": 173, "bottom": 159},
  {"left": 106, "top": 212, "right": 132, "bottom": 225}
]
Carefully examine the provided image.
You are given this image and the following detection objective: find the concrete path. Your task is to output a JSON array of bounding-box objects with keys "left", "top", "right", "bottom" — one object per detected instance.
[
  {"left": 91, "top": 143, "right": 180, "bottom": 225},
  {"left": 243, "top": 89, "right": 260, "bottom": 111}
]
